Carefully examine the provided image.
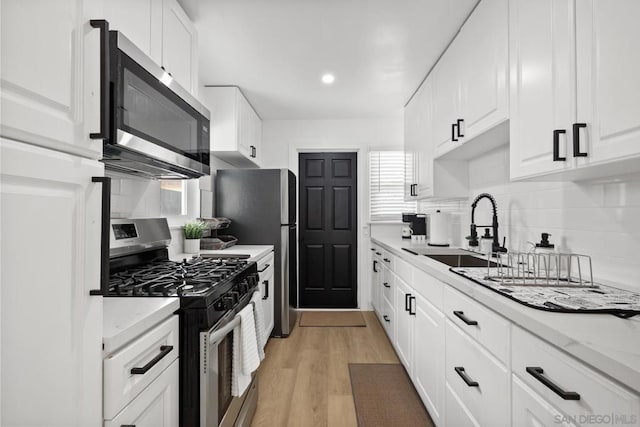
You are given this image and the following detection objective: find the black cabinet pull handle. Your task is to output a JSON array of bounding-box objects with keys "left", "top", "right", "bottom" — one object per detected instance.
[
  {"left": 409, "top": 296, "right": 416, "bottom": 316},
  {"left": 453, "top": 310, "right": 478, "bottom": 326},
  {"left": 262, "top": 280, "right": 269, "bottom": 300},
  {"left": 130, "top": 346, "right": 173, "bottom": 375},
  {"left": 410, "top": 184, "right": 417, "bottom": 197},
  {"left": 405, "top": 294, "right": 411, "bottom": 312},
  {"left": 383, "top": 258, "right": 391, "bottom": 263},
  {"left": 370, "top": 248, "right": 375, "bottom": 251},
  {"left": 89, "top": 20, "right": 111, "bottom": 141},
  {"left": 526, "top": 367, "right": 580, "bottom": 400},
  {"left": 383, "top": 282, "right": 390, "bottom": 288},
  {"left": 456, "top": 119, "right": 464, "bottom": 138},
  {"left": 383, "top": 315, "right": 390, "bottom": 322},
  {"left": 257, "top": 263, "right": 271, "bottom": 273},
  {"left": 375, "top": 252, "right": 382, "bottom": 256},
  {"left": 121, "top": 425, "right": 136, "bottom": 427},
  {"left": 454, "top": 367, "right": 479, "bottom": 387},
  {"left": 452, "top": 123, "right": 458, "bottom": 142},
  {"left": 373, "top": 260, "right": 378, "bottom": 273},
  {"left": 553, "top": 129, "right": 567, "bottom": 161},
  {"left": 572, "top": 123, "right": 588, "bottom": 157},
  {"left": 89, "top": 176, "right": 111, "bottom": 296}
]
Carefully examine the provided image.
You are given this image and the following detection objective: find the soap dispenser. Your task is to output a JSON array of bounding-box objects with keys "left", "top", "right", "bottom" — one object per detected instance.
[
  {"left": 480, "top": 228, "right": 493, "bottom": 253},
  {"left": 535, "top": 232, "right": 556, "bottom": 253}
]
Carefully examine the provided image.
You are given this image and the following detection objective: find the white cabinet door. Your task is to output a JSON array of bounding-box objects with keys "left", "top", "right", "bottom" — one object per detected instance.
[
  {"left": 512, "top": 375, "right": 578, "bottom": 427},
  {"left": 236, "top": 93, "right": 254, "bottom": 159},
  {"left": 403, "top": 92, "right": 419, "bottom": 201},
  {"left": 260, "top": 263, "right": 275, "bottom": 338},
  {"left": 103, "top": 0, "right": 163, "bottom": 64},
  {"left": 106, "top": 360, "right": 179, "bottom": 427},
  {"left": 394, "top": 278, "right": 413, "bottom": 373},
  {"left": 457, "top": 0, "right": 509, "bottom": 141},
  {"left": 509, "top": 0, "right": 577, "bottom": 180},
  {"left": 162, "top": 0, "right": 197, "bottom": 95},
  {"left": 371, "top": 250, "right": 381, "bottom": 312},
  {"left": 0, "top": 138, "right": 103, "bottom": 426},
  {"left": 575, "top": 0, "right": 640, "bottom": 166},
  {"left": 0, "top": 0, "right": 103, "bottom": 159},
  {"left": 413, "top": 80, "right": 434, "bottom": 198},
  {"left": 432, "top": 46, "right": 462, "bottom": 157},
  {"left": 413, "top": 292, "right": 445, "bottom": 427}
]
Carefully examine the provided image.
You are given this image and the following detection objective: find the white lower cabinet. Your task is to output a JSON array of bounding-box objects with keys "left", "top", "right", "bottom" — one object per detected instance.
[
  {"left": 105, "top": 359, "right": 179, "bottom": 427},
  {"left": 445, "top": 319, "right": 510, "bottom": 427},
  {"left": 445, "top": 382, "right": 481, "bottom": 427},
  {"left": 394, "top": 277, "right": 413, "bottom": 371},
  {"left": 257, "top": 251, "right": 275, "bottom": 338},
  {"left": 512, "top": 326, "right": 640, "bottom": 425},
  {"left": 413, "top": 291, "right": 445, "bottom": 427},
  {"left": 512, "top": 375, "right": 579, "bottom": 427},
  {"left": 103, "top": 316, "right": 179, "bottom": 425}
]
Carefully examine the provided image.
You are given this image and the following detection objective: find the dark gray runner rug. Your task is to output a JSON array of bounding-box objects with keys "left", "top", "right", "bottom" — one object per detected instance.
[{"left": 349, "top": 363, "right": 434, "bottom": 427}]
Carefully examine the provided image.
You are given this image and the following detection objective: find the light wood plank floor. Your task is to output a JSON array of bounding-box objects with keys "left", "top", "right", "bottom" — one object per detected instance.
[{"left": 251, "top": 311, "right": 399, "bottom": 427}]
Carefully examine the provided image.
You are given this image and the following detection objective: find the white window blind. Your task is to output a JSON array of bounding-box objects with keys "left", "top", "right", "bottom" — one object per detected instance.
[{"left": 369, "top": 151, "right": 417, "bottom": 221}]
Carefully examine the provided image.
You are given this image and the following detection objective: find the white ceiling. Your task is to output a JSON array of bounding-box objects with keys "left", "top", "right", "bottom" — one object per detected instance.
[{"left": 187, "top": 0, "right": 478, "bottom": 120}]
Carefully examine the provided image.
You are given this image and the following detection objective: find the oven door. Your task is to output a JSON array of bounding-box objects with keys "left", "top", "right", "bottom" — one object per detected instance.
[
  {"left": 106, "top": 31, "right": 210, "bottom": 178},
  {"left": 200, "top": 310, "right": 258, "bottom": 427}
]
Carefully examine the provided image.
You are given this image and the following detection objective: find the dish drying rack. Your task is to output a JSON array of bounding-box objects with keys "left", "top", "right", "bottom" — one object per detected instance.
[{"left": 487, "top": 251, "right": 598, "bottom": 288}]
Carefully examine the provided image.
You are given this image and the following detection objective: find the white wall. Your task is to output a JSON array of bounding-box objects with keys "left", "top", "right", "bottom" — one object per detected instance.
[
  {"left": 431, "top": 146, "right": 640, "bottom": 291},
  {"left": 262, "top": 118, "right": 404, "bottom": 309}
]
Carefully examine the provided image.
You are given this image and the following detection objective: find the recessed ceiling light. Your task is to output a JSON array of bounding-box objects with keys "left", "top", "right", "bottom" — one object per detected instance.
[{"left": 322, "top": 74, "right": 335, "bottom": 84}]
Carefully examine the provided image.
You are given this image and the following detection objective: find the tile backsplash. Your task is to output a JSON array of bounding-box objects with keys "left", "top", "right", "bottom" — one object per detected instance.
[{"left": 421, "top": 146, "right": 640, "bottom": 291}]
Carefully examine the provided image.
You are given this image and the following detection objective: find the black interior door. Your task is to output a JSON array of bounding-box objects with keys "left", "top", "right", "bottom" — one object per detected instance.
[{"left": 299, "top": 152, "right": 357, "bottom": 308}]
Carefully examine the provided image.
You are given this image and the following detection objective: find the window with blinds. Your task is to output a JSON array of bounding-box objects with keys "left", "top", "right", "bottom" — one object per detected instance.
[{"left": 369, "top": 150, "right": 417, "bottom": 221}]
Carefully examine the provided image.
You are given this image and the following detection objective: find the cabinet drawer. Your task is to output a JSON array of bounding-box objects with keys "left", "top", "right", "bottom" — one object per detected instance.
[
  {"left": 105, "top": 358, "right": 179, "bottom": 426},
  {"left": 104, "top": 316, "right": 179, "bottom": 419},
  {"left": 445, "top": 381, "right": 481, "bottom": 427},
  {"left": 412, "top": 267, "right": 444, "bottom": 310},
  {"left": 380, "top": 250, "right": 395, "bottom": 270},
  {"left": 512, "top": 326, "right": 640, "bottom": 422},
  {"left": 381, "top": 267, "right": 395, "bottom": 306},
  {"left": 394, "top": 256, "right": 413, "bottom": 284},
  {"left": 445, "top": 319, "right": 510, "bottom": 427},
  {"left": 381, "top": 297, "right": 395, "bottom": 341},
  {"left": 257, "top": 251, "right": 274, "bottom": 274},
  {"left": 444, "top": 286, "right": 510, "bottom": 363}
]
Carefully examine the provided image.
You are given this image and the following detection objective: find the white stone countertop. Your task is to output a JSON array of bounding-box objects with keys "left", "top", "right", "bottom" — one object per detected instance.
[
  {"left": 171, "top": 244, "right": 274, "bottom": 263},
  {"left": 371, "top": 235, "right": 640, "bottom": 393},
  {"left": 103, "top": 298, "right": 180, "bottom": 354}
]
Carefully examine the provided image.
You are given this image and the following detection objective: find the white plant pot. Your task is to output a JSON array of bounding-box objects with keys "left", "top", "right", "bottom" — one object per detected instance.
[{"left": 184, "top": 238, "right": 200, "bottom": 254}]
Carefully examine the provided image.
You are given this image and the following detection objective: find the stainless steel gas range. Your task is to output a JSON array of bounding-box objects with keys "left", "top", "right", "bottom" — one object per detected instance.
[{"left": 103, "top": 218, "right": 260, "bottom": 427}]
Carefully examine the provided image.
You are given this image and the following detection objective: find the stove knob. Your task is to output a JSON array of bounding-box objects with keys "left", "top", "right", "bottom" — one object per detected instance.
[{"left": 229, "top": 291, "right": 240, "bottom": 304}]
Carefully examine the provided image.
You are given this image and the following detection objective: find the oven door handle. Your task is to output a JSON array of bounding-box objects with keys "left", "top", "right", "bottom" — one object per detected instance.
[{"left": 209, "top": 314, "right": 241, "bottom": 346}]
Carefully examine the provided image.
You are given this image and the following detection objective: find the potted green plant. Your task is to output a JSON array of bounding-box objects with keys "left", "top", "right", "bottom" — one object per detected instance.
[{"left": 183, "top": 220, "right": 208, "bottom": 254}]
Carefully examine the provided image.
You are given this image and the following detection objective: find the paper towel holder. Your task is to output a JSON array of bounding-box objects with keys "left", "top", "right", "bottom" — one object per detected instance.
[{"left": 428, "top": 210, "right": 451, "bottom": 247}]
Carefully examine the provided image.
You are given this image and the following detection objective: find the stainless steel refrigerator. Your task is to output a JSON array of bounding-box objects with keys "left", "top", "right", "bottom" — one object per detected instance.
[{"left": 215, "top": 169, "right": 297, "bottom": 337}]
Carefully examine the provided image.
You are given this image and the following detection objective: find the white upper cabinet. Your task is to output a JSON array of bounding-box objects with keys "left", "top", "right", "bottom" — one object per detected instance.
[
  {"left": 510, "top": 0, "right": 640, "bottom": 180},
  {"left": 0, "top": 0, "right": 103, "bottom": 159},
  {"left": 457, "top": 0, "right": 509, "bottom": 142},
  {"left": 103, "top": 0, "right": 197, "bottom": 95},
  {"left": 403, "top": 79, "right": 433, "bottom": 200},
  {"left": 575, "top": 0, "right": 640, "bottom": 168},
  {"left": 404, "top": 78, "right": 468, "bottom": 200},
  {"left": 433, "top": 0, "right": 509, "bottom": 159},
  {"left": 162, "top": 0, "right": 198, "bottom": 96},
  {"left": 202, "top": 86, "right": 262, "bottom": 168},
  {"left": 102, "top": 0, "right": 163, "bottom": 64}
]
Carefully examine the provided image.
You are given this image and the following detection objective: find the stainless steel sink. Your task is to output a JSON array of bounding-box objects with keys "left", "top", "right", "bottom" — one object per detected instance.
[{"left": 424, "top": 253, "right": 497, "bottom": 268}]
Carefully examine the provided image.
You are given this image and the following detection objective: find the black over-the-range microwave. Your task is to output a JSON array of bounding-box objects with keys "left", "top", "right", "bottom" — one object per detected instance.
[{"left": 90, "top": 20, "right": 210, "bottom": 179}]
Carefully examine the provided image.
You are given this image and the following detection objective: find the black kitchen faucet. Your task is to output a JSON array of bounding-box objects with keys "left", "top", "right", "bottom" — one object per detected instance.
[{"left": 468, "top": 192, "right": 507, "bottom": 253}]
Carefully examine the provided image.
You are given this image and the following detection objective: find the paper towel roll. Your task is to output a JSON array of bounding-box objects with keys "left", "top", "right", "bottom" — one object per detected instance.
[{"left": 429, "top": 210, "right": 450, "bottom": 246}]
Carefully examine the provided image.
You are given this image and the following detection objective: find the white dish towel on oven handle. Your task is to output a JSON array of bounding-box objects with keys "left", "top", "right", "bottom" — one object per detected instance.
[
  {"left": 251, "top": 291, "right": 266, "bottom": 360},
  {"left": 231, "top": 305, "right": 260, "bottom": 397}
]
